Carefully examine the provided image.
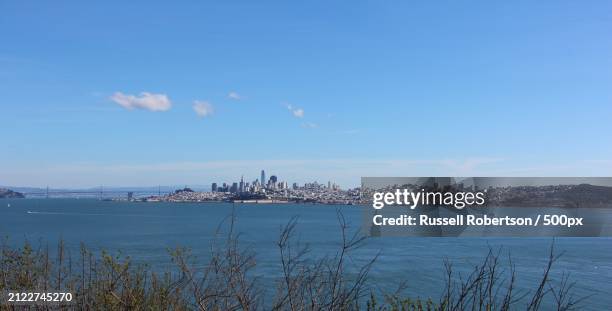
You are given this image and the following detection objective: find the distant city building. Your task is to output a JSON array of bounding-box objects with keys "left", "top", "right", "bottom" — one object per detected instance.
[
  {"left": 279, "top": 181, "right": 288, "bottom": 190},
  {"left": 268, "top": 176, "right": 277, "bottom": 189},
  {"left": 261, "top": 170, "right": 266, "bottom": 189},
  {"left": 212, "top": 183, "right": 218, "bottom": 192},
  {"left": 221, "top": 183, "right": 229, "bottom": 192},
  {"left": 230, "top": 182, "right": 238, "bottom": 193},
  {"left": 305, "top": 182, "right": 322, "bottom": 190}
]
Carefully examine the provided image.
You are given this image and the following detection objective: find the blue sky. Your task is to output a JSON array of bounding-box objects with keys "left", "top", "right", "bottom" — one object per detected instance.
[{"left": 1, "top": 0, "right": 611, "bottom": 188}]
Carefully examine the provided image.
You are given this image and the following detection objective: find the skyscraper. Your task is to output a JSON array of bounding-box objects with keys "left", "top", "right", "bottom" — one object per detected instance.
[{"left": 261, "top": 170, "right": 266, "bottom": 188}]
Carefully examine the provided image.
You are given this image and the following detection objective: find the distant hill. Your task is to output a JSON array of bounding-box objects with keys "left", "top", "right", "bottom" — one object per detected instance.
[
  {"left": 562, "top": 184, "right": 612, "bottom": 205},
  {"left": 0, "top": 188, "right": 25, "bottom": 199},
  {"left": 0, "top": 185, "right": 210, "bottom": 193},
  {"left": 487, "top": 183, "right": 612, "bottom": 208}
]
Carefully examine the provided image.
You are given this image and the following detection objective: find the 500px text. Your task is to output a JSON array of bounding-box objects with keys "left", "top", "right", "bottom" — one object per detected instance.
[{"left": 372, "top": 214, "right": 583, "bottom": 228}]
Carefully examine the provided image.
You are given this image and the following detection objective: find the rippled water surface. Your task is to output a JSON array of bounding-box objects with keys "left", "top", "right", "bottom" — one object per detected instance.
[{"left": 1, "top": 199, "right": 611, "bottom": 309}]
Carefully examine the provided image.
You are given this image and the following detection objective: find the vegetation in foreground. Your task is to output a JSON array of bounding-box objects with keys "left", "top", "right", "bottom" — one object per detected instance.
[{"left": 1, "top": 212, "right": 587, "bottom": 310}]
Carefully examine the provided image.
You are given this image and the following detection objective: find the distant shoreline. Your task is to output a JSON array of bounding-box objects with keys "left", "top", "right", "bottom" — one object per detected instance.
[{"left": 135, "top": 199, "right": 356, "bottom": 206}]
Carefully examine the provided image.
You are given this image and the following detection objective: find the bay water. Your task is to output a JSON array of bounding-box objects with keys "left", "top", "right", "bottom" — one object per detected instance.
[{"left": 1, "top": 199, "right": 610, "bottom": 309}]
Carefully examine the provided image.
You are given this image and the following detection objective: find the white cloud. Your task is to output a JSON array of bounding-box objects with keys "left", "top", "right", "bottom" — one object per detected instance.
[
  {"left": 193, "top": 100, "right": 214, "bottom": 118},
  {"left": 228, "top": 91, "right": 242, "bottom": 100},
  {"left": 110, "top": 92, "right": 172, "bottom": 111},
  {"left": 286, "top": 104, "right": 304, "bottom": 118},
  {"left": 293, "top": 108, "right": 304, "bottom": 118},
  {"left": 302, "top": 122, "right": 318, "bottom": 128}
]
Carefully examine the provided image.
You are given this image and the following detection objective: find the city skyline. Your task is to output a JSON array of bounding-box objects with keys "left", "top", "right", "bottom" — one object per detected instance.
[
  {"left": 3, "top": 168, "right": 343, "bottom": 192},
  {"left": 2, "top": 1, "right": 612, "bottom": 188},
  {"left": 209, "top": 169, "right": 341, "bottom": 193}
]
